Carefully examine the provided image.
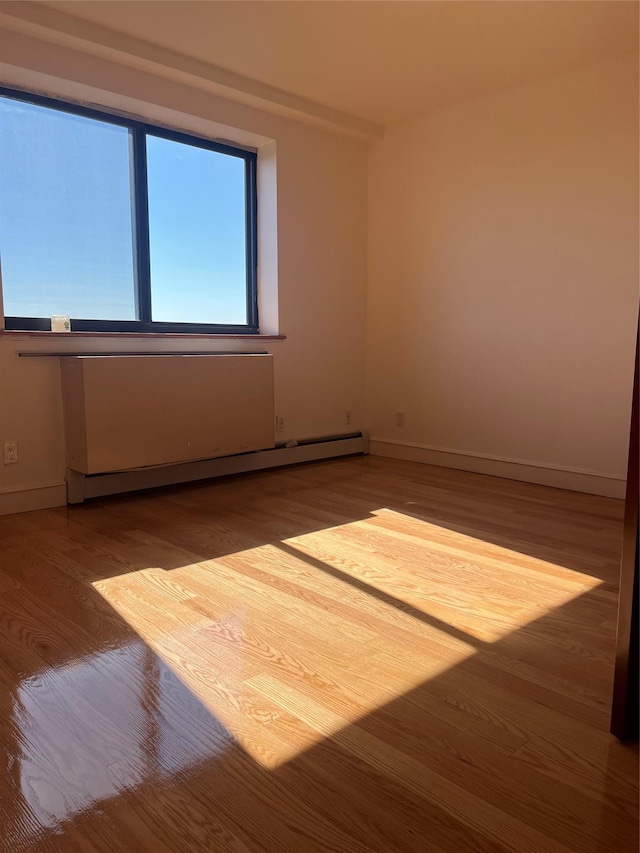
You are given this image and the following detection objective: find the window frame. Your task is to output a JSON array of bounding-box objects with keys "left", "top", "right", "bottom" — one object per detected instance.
[{"left": 0, "top": 86, "right": 259, "bottom": 335}]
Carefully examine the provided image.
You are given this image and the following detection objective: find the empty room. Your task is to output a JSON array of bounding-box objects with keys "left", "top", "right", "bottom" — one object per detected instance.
[{"left": 0, "top": 2, "right": 638, "bottom": 852}]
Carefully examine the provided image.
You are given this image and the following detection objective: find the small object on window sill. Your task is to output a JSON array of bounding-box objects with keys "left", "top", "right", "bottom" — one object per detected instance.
[
  {"left": 51, "top": 315, "right": 71, "bottom": 332},
  {"left": 285, "top": 439, "right": 299, "bottom": 448}
]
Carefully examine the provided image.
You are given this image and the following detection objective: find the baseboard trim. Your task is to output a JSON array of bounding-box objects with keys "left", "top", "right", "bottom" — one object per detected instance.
[
  {"left": 369, "top": 438, "right": 626, "bottom": 499},
  {"left": 67, "top": 433, "right": 369, "bottom": 503},
  {"left": 0, "top": 482, "right": 67, "bottom": 515},
  {"left": 3, "top": 434, "right": 620, "bottom": 511}
]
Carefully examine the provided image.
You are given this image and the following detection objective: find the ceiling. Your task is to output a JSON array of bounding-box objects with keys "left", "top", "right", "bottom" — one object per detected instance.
[{"left": 18, "top": 1, "right": 640, "bottom": 125}]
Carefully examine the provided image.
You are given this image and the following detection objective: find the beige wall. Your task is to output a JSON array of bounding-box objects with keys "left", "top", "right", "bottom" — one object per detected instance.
[
  {"left": 367, "top": 54, "right": 639, "bottom": 495},
  {"left": 0, "top": 32, "right": 368, "bottom": 508}
]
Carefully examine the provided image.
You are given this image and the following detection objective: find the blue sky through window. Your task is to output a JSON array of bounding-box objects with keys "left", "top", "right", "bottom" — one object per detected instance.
[
  {"left": 0, "top": 96, "right": 248, "bottom": 325},
  {"left": 147, "top": 134, "right": 247, "bottom": 325}
]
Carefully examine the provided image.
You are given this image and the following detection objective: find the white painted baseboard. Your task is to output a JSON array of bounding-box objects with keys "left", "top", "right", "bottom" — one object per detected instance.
[
  {"left": 369, "top": 438, "right": 626, "bottom": 499},
  {"left": 1, "top": 435, "right": 368, "bottom": 513},
  {"left": 2, "top": 435, "right": 622, "bottom": 513},
  {"left": 67, "top": 433, "right": 369, "bottom": 503},
  {"left": 0, "top": 483, "right": 67, "bottom": 516}
]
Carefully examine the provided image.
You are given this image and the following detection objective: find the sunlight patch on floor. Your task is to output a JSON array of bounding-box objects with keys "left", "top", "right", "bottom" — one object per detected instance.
[
  {"left": 87, "top": 510, "right": 600, "bottom": 771},
  {"left": 91, "top": 565, "right": 475, "bottom": 769},
  {"left": 280, "top": 508, "right": 602, "bottom": 643},
  {"left": 370, "top": 507, "right": 605, "bottom": 583}
]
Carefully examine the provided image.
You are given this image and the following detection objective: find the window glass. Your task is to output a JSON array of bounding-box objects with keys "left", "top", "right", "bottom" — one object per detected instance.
[
  {"left": 0, "top": 98, "right": 137, "bottom": 320},
  {"left": 146, "top": 134, "right": 248, "bottom": 326}
]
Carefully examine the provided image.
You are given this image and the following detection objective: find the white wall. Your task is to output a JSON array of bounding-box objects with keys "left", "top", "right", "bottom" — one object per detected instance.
[
  {"left": 0, "top": 32, "right": 368, "bottom": 511},
  {"left": 367, "top": 54, "right": 639, "bottom": 496}
]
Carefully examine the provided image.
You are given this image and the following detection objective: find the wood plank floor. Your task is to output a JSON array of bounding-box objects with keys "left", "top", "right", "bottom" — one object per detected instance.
[{"left": 0, "top": 456, "right": 637, "bottom": 852}]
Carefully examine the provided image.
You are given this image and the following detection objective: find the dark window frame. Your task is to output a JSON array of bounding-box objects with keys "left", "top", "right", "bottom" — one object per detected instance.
[{"left": 0, "top": 86, "right": 259, "bottom": 335}]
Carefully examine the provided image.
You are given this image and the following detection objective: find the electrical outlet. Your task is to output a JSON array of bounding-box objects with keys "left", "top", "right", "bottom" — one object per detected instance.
[
  {"left": 345, "top": 410, "right": 352, "bottom": 426},
  {"left": 396, "top": 411, "right": 406, "bottom": 428},
  {"left": 276, "top": 415, "right": 285, "bottom": 432},
  {"left": 4, "top": 441, "right": 18, "bottom": 464}
]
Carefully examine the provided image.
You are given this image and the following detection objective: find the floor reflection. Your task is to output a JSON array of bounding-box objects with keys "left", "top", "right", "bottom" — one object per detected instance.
[{"left": 6, "top": 642, "right": 235, "bottom": 841}]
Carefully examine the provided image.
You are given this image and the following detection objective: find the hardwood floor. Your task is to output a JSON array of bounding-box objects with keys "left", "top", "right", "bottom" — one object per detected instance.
[{"left": 0, "top": 456, "right": 637, "bottom": 852}]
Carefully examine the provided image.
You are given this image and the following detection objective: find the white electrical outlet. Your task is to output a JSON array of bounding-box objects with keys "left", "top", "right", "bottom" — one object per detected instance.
[
  {"left": 4, "top": 441, "right": 18, "bottom": 464},
  {"left": 345, "top": 410, "right": 352, "bottom": 426},
  {"left": 276, "top": 415, "right": 285, "bottom": 432},
  {"left": 396, "top": 411, "right": 406, "bottom": 428}
]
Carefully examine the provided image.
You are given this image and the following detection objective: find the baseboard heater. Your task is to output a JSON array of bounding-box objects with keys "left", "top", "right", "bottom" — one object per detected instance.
[
  {"left": 66, "top": 432, "right": 369, "bottom": 504},
  {"left": 60, "top": 350, "right": 368, "bottom": 504}
]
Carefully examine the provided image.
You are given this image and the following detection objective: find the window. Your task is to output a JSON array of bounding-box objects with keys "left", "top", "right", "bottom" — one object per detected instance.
[{"left": 0, "top": 88, "right": 258, "bottom": 334}]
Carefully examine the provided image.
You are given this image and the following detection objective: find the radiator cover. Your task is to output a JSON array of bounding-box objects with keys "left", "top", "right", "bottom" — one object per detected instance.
[{"left": 61, "top": 354, "right": 275, "bottom": 474}]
